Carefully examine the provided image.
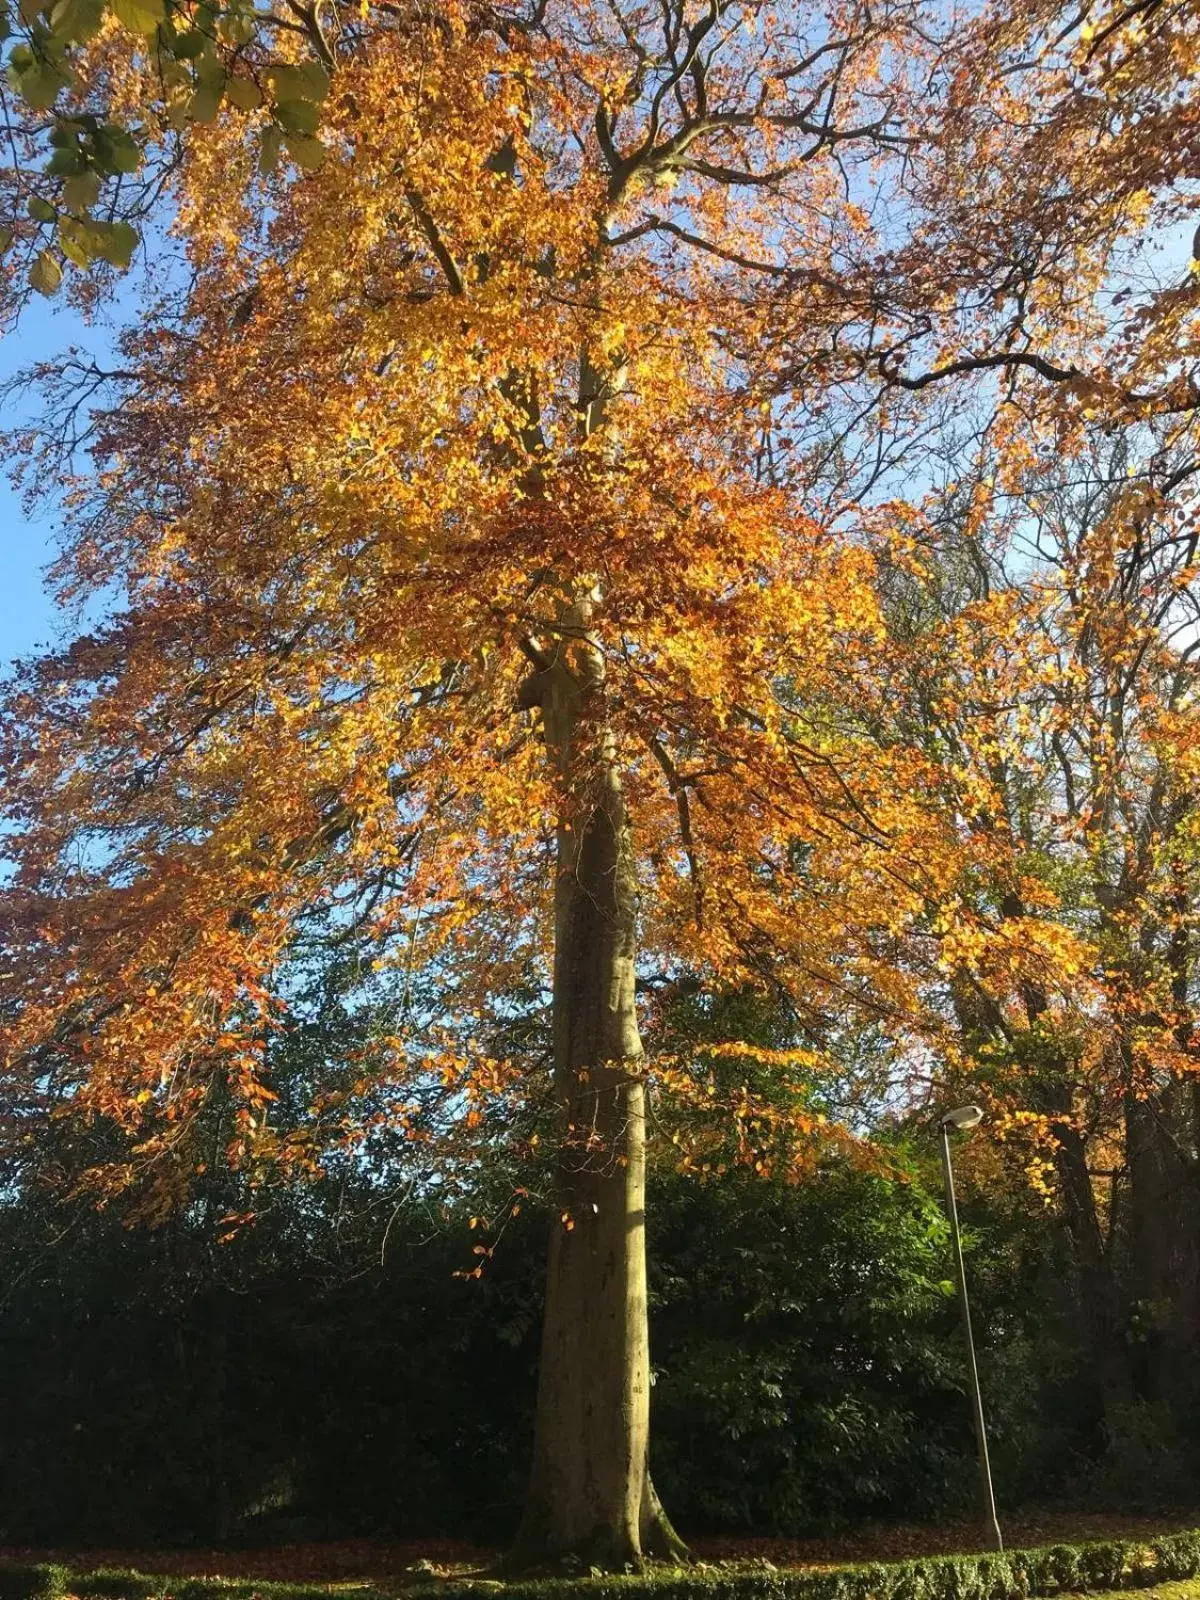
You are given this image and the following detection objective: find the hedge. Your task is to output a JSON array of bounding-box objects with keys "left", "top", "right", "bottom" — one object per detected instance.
[
  {"left": 0, "top": 1573, "right": 371, "bottom": 1600},
  {"left": 5, "top": 1527, "right": 1200, "bottom": 1600},
  {"left": 0, "top": 1568, "right": 71, "bottom": 1600}
]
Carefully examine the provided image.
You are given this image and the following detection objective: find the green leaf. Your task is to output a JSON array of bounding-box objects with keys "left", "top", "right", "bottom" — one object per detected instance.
[
  {"left": 13, "top": 60, "right": 65, "bottom": 110},
  {"left": 296, "top": 60, "right": 329, "bottom": 101},
  {"left": 111, "top": 140, "right": 141, "bottom": 173},
  {"left": 62, "top": 169, "right": 101, "bottom": 210},
  {"left": 19, "top": 0, "right": 45, "bottom": 24},
  {"left": 268, "top": 65, "right": 314, "bottom": 103},
  {"left": 189, "top": 83, "right": 222, "bottom": 122},
  {"left": 258, "top": 122, "right": 282, "bottom": 175},
  {"left": 46, "top": 146, "right": 85, "bottom": 175},
  {"left": 159, "top": 55, "right": 189, "bottom": 88},
  {"left": 58, "top": 218, "right": 92, "bottom": 266},
  {"left": 0, "top": 226, "right": 14, "bottom": 255},
  {"left": 94, "top": 126, "right": 142, "bottom": 173},
  {"left": 194, "top": 51, "right": 225, "bottom": 89},
  {"left": 26, "top": 194, "right": 57, "bottom": 221},
  {"left": 29, "top": 248, "right": 63, "bottom": 294},
  {"left": 283, "top": 131, "right": 325, "bottom": 170},
  {"left": 216, "top": 7, "right": 250, "bottom": 42},
  {"left": 224, "top": 76, "right": 263, "bottom": 110},
  {"left": 164, "top": 88, "right": 190, "bottom": 128},
  {"left": 275, "top": 97, "right": 319, "bottom": 135},
  {"left": 109, "top": 0, "right": 163, "bottom": 33},
  {"left": 47, "top": 0, "right": 104, "bottom": 37},
  {"left": 94, "top": 218, "right": 137, "bottom": 267},
  {"left": 170, "top": 26, "right": 206, "bottom": 55}
]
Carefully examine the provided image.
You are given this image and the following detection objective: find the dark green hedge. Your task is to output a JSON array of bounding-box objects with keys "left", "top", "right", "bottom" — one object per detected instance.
[
  {"left": 62, "top": 1573, "right": 164, "bottom": 1600},
  {"left": 5, "top": 1527, "right": 1200, "bottom": 1600},
  {"left": 399, "top": 1528, "right": 1200, "bottom": 1600},
  {"left": 90, "top": 1581, "right": 369, "bottom": 1600},
  {"left": 0, "top": 1572, "right": 376, "bottom": 1600},
  {"left": 0, "top": 1568, "right": 71, "bottom": 1600}
]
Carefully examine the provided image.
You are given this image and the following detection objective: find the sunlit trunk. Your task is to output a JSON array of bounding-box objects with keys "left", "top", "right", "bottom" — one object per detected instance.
[{"left": 508, "top": 642, "right": 685, "bottom": 1572}]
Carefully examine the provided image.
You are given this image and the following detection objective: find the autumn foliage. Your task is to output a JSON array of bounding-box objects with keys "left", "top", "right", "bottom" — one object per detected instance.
[{"left": 3, "top": 0, "right": 1200, "bottom": 1567}]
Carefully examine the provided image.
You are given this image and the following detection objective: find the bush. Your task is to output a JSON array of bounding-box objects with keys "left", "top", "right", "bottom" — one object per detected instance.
[
  {"left": 0, "top": 1572, "right": 372, "bottom": 1600},
  {"left": 76, "top": 1572, "right": 167, "bottom": 1600},
  {"left": 394, "top": 1528, "right": 1200, "bottom": 1600},
  {"left": 1147, "top": 1531, "right": 1200, "bottom": 1584},
  {"left": 648, "top": 1165, "right": 975, "bottom": 1534},
  {"left": 0, "top": 1567, "right": 69, "bottom": 1600}
]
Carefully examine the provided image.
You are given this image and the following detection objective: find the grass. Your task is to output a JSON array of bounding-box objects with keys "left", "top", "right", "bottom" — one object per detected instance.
[
  {"left": 6, "top": 1514, "right": 1200, "bottom": 1583},
  {"left": 7, "top": 1515, "right": 1200, "bottom": 1600},
  {"left": 1071, "top": 1587, "right": 1200, "bottom": 1600}
]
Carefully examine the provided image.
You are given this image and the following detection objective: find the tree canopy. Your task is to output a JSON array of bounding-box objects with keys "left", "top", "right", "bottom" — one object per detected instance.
[{"left": 3, "top": 0, "right": 1200, "bottom": 1567}]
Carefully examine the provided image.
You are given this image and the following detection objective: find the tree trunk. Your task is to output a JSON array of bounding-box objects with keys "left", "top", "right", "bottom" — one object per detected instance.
[
  {"left": 1048, "top": 1110, "right": 1133, "bottom": 1416},
  {"left": 991, "top": 899, "right": 1135, "bottom": 1422},
  {"left": 508, "top": 645, "right": 685, "bottom": 1573}
]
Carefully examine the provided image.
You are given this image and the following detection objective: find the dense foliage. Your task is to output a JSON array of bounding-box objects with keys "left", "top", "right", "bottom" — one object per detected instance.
[{"left": 0, "top": 1130, "right": 1190, "bottom": 1548}]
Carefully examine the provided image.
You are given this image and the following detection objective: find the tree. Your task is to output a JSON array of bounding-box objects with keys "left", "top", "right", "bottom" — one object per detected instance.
[
  {"left": 863, "top": 428, "right": 1200, "bottom": 1440},
  {"left": 0, "top": 0, "right": 348, "bottom": 307},
  {"left": 0, "top": 0, "right": 961, "bottom": 1568},
  {"left": 7, "top": 0, "right": 1200, "bottom": 1563}
]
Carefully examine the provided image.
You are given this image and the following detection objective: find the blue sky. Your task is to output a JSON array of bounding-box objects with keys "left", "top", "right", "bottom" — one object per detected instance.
[
  {"left": 0, "top": 295, "right": 117, "bottom": 673},
  {"left": 1, "top": 284, "right": 133, "bottom": 672},
  {"left": 1, "top": 260, "right": 158, "bottom": 668},
  {"left": 0, "top": 496, "right": 54, "bottom": 669},
  {"left": 0, "top": 291, "right": 130, "bottom": 672},
  {"left": 1, "top": 395, "right": 58, "bottom": 672}
]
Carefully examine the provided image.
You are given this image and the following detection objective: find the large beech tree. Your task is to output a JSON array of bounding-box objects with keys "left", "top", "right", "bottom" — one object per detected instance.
[
  {"left": 1, "top": 0, "right": 956, "bottom": 1567},
  {"left": 4, "top": 0, "right": 1200, "bottom": 1570}
]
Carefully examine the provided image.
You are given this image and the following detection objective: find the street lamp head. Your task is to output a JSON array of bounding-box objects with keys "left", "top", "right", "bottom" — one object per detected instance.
[{"left": 942, "top": 1104, "right": 984, "bottom": 1131}]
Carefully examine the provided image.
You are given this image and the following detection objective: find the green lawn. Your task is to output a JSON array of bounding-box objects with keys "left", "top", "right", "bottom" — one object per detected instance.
[{"left": 1074, "top": 1588, "right": 1200, "bottom": 1600}]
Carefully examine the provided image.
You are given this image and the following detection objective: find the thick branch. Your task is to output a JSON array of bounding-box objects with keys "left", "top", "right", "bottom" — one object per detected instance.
[
  {"left": 647, "top": 733, "right": 704, "bottom": 923},
  {"left": 404, "top": 188, "right": 466, "bottom": 297}
]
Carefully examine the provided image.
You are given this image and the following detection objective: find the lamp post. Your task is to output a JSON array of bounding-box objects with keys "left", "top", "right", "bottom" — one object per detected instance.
[{"left": 939, "top": 1105, "right": 1003, "bottom": 1553}]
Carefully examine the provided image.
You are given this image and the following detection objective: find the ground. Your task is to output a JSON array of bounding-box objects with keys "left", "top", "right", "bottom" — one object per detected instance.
[{"left": 2, "top": 1511, "right": 1199, "bottom": 1584}]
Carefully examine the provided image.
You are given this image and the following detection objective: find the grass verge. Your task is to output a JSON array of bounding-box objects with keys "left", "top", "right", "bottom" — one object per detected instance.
[{"left": 7, "top": 1526, "right": 1200, "bottom": 1600}]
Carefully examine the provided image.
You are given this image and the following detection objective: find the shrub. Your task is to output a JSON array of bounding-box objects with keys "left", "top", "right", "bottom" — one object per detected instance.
[
  {"left": 1076, "top": 1544, "right": 1131, "bottom": 1592},
  {"left": 76, "top": 1571, "right": 167, "bottom": 1600},
  {"left": 396, "top": 1528, "right": 1195, "bottom": 1600},
  {"left": 1145, "top": 1533, "right": 1200, "bottom": 1586},
  {"left": 0, "top": 1566, "right": 69, "bottom": 1600}
]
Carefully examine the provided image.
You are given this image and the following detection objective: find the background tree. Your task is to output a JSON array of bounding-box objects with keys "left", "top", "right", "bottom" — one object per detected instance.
[{"left": 859, "top": 427, "right": 1200, "bottom": 1464}]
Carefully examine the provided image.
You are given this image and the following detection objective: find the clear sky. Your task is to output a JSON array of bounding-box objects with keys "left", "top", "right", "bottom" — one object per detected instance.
[
  {"left": 0, "top": 497, "right": 55, "bottom": 670},
  {"left": 2, "top": 302, "right": 69, "bottom": 671},
  {"left": 0, "top": 295, "right": 118, "bottom": 673}
]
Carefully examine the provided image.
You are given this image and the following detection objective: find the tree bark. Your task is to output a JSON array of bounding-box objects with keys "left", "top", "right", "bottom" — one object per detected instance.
[
  {"left": 1046, "top": 1109, "right": 1133, "bottom": 1414},
  {"left": 507, "top": 643, "right": 685, "bottom": 1573},
  {"left": 985, "top": 900, "right": 1134, "bottom": 1418}
]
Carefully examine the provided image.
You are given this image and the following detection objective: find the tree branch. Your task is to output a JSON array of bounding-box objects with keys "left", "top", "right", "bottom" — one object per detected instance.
[{"left": 404, "top": 188, "right": 466, "bottom": 297}]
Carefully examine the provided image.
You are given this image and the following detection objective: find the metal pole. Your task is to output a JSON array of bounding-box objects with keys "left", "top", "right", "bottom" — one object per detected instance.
[{"left": 940, "top": 1122, "right": 1003, "bottom": 1552}]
